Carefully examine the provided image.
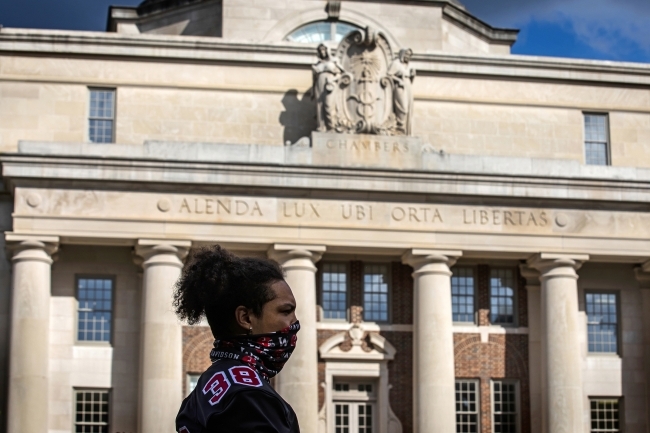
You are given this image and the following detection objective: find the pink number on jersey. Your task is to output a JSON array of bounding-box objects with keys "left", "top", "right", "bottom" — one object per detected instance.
[
  {"left": 229, "top": 366, "right": 262, "bottom": 387},
  {"left": 202, "top": 371, "right": 231, "bottom": 405}
]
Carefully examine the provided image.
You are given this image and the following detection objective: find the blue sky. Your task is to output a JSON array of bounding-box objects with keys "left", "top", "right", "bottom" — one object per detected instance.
[{"left": 1, "top": 0, "right": 649, "bottom": 63}]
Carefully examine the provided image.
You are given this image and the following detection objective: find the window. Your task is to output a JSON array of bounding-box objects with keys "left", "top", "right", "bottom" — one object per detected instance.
[
  {"left": 490, "top": 268, "right": 516, "bottom": 326},
  {"left": 187, "top": 373, "right": 201, "bottom": 395},
  {"left": 89, "top": 89, "right": 115, "bottom": 143},
  {"left": 590, "top": 398, "right": 621, "bottom": 433},
  {"left": 321, "top": 263, "right": 348, "bottom": 320},
  {"left": 586, "top": 292, "right": 618, "bottom": 354},
  {"left": 332, "top": 380, "right": 376, "bottom": 433},
  {"left": 74, "top": 389, "right": 109, "bottom": 433},
  {"left": 363, "top": 264, "right": 389, "bottom": 322},
  {"left": 77, "top": 277, "right": 113, "bottom": 343},
  {"left": 452, "top": 267, "right": 475, "bottom": 323},
  {"left": 492, "top": 381, "right": 518, "bottom": 433},
  {"left": 286, "top": 21, "right": 361, "bottom": 43},
  {"left": 584, "top": 113, "right": 609, "bottom": 166},
  {"left": 456, "top": 380, "right": 479, "bottom": 433}
]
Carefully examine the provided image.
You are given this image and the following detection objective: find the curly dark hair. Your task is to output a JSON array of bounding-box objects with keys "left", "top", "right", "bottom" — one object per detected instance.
[{"left": 173, "top": 245, "right": 285, "bottom": 338}]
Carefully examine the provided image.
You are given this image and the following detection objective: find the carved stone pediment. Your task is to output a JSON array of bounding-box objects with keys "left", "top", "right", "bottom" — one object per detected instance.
[
  {"left": 319, "top": 324, "right": 396, "bottom": 361},
  {"left": 312, "top": 27, "right": 415, "bottom": 136}
]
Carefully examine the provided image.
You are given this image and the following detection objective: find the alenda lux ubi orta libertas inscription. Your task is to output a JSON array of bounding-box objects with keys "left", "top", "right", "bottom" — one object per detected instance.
[{"left": 176, "top": 197, "right": 550, "bottom": 228}]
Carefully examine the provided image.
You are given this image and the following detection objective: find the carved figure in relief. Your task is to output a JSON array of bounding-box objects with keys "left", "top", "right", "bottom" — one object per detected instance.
[
  {"left": 312, "top": 43, "right": 344, "bottom": 132},
  {"left": 311, "top": 26, "right": 416, "bottom": 136},
  {"left": 387, "top": 48, "right": 415, "bottom": 135}
]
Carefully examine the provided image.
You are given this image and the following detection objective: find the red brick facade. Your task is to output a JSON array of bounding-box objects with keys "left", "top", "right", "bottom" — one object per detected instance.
[
  {"left": 454, "top": 333, "right": 530, "bottom": 433},
  {"left": 182, "top": 326, "right": 214, "bottom": 394}
]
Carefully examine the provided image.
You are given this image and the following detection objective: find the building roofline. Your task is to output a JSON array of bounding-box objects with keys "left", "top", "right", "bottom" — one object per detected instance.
[{"left": 1, "top": 28, "right": 649, "bottom": 87}]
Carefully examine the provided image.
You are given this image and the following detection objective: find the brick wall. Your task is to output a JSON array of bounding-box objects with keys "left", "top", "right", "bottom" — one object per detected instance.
[
  {"left": 454, "top": 333, "right": 530, "bottom": 433},
  {"left": 391, "top": 262, "right": 414, "bottom": 324},
  {"left": 383, "top": 331, "right": 414, "bottom": 433},
  {"left": 182, "top": 326, "right": 214, "bottom": 394}
]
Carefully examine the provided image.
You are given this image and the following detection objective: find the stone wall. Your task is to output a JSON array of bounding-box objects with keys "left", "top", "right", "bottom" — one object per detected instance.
[
  {"left": 3, "top": 54, "right": 650, "bottom": 166},
  {"left": 49, "top": 246, "right": 140, "bottom": 433}
]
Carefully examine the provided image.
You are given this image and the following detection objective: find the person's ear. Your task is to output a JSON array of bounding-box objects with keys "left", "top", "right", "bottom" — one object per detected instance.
[{"left": 234, "top": 306, "right": 252, "bottom": 334}]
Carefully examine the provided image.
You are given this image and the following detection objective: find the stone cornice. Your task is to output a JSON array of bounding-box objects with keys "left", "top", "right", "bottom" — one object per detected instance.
[
  {"left": 4, "top": 141, "right": 650, "bottom": 207},
  {"left": 1, "top": 29, "right": 650, "bottom": 86},
  {"left": 441, "top": 3, "right": 518, "bottom": 45}
]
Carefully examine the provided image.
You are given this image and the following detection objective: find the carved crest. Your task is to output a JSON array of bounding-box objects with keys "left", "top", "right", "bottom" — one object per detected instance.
[{"left": 312, "top": 27, "right": 415, "bottom": 136}]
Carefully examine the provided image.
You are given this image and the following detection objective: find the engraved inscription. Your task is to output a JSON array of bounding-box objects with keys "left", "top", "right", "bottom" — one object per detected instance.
[
  {"left": 462, "top": 209, "right": 549, "bottom": 227},
  {"left": 326, "top": 138, "right": 410, "bottom": 154},
  {"left": 283, "top": 202, "right": 321, "bottom": 218},
  {"left": 391, "top": 206, "right": 443, "bottom": 223},
  {"left": 179, "top": 198, "right": 263, "bottom": 217}
]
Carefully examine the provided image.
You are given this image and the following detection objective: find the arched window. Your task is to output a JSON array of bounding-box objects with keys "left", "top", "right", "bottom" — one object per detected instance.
[{"left": 286, "top": 21, "right": 361, "bottom": 43}]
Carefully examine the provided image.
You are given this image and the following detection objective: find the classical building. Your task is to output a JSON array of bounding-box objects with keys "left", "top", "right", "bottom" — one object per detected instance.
[{"left": 1, "top": 1, "right": 650, "bottom": 432}]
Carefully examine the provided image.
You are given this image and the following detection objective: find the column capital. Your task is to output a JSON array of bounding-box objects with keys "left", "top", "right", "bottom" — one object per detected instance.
[
  {"left": 134, "top": 239, "right": 191, "bottom": 269},
  {"left": 401, "top": 249, "right": 462, "bottom": 276},
  {"left": 518, "top": 264, "right": 540, "bottom": 288},
  {"left": 5, "top": 233, "right": 59, "bottom": 263},
  {"left": 634, "top": 259, "right": 650, "bottom": 289},
  {"left": 268, "top": 244, "right": 326, "bottom": 270},
  {"left": 527, "top": 253, "right": 588, "bottom": 280}
]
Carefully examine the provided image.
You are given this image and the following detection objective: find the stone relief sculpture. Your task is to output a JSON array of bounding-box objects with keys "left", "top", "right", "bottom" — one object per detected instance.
[
  {"left": 312, "top": 43, "right": 344, "bottom": 132},
  {"left": 311, "top": 26, "right": 415, "bottom": 136},
  {"left": 387, "top": 48, "right": 415, "bottom": 135}
]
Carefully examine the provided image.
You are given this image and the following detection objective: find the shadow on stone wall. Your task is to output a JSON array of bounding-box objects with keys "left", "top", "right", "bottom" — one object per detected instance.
[{"left": 279, "top": 89, "right": 316, "bottom": 146}]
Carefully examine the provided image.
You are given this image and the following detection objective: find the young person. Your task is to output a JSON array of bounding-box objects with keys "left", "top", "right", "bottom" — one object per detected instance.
[{"left": 174, "top": 245, "right": 300, "bottom": 433}]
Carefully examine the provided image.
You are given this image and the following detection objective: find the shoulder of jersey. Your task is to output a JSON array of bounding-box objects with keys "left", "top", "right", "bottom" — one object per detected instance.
[{"left": 197, "top": 360, "right": 271, "bottom": 408}]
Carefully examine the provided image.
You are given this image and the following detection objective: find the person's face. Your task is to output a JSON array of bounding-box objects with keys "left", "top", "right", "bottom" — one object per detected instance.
[
  {"left": 250, "top": 280, "right": 297, "bottom": 334},
  {"left": 318, "top": 46, "right": 328, "bottom": 59}
]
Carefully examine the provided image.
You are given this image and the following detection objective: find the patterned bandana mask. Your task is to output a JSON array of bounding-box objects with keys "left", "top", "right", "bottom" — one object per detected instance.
[{"left": 209, "top": 321, "right": 300, "bottom": 381}]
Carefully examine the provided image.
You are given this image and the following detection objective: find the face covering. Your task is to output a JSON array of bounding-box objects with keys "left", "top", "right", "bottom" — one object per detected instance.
[{"left": 210, "top": 321, "right": 300, "bottom": 381}]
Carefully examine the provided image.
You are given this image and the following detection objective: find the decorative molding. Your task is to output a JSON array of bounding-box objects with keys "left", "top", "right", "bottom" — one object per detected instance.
[{"left": 319, "top": 323, "right": 396, "bottom": 361}]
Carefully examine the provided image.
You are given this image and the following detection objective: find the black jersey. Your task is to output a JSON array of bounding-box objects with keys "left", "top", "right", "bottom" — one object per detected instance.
[{"left": 176, "top": 359, "right": 300, "bottom": 433}]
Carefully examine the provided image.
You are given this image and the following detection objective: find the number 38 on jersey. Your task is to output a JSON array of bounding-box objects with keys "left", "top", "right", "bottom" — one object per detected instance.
[{"left": 202, "top": 365, "right": 262, "bottom": 406}]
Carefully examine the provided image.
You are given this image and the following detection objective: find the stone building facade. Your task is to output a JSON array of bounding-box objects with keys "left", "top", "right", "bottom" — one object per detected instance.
[{"left": 1, "top": 1, "right": 650, "bottom": 433}]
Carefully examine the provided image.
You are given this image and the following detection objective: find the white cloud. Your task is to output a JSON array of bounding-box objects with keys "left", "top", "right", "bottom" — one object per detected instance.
[{"left": 462, "top": 0, "right": 650, "bottom": 57}]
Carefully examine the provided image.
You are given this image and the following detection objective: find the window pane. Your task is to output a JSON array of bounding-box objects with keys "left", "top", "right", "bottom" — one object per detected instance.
[
  {"left": 334, "top": 22, "right": 359, "bottom": 42},
  {"left": 89, "top": 90, "right": 115, "bottom": 143},
  {"left": 74, "top": 389, "right": 109, "bottom": 433},
  {"left": 586, "top": 293, "right": 618, "bottom": 353},
  {"left": 77, "top": 278, "right": 113, "bottom": 342},
  {"left": 492, "top": 381, "right": 518, "bottom": 433},
  {"left": 287, "top": 20, "right": 361, "bottom": 43},
  {"left": 287, "top": 21, "right": 332, "bottom": 43},
  {"left": 584, "top": 114, "right": 608, "bottom": 166},
  {"left": 456, "top": 380, "right": 479, "bottom": 433},
  {"left": 322, "top": 263, "right": 348, "bottom": 319},
  {"left": 363, "top": 264, "right": 389, "bottom": 322},
  {"left": 451, "top": 268, "right": 475, "bottom": 322},
  {"left": 590, "top": 399, "right": 620, "bottom": 433},
  {"left": 490, "top": 269, "right": 515, "bottom": 325}
]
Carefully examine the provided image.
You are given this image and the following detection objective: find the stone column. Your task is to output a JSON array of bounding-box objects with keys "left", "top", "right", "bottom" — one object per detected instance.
[
  {"left": 528, "top": 253, "right": 588, "bottom": 433},
  {"left": 520, "top": 264, "right": 543, "bottom": 433},
  {"left": 268, "top": 244, "right": 325, "bottom": 433},
  {"left": 634, "top": 261, "right": 650, "bottom": 429},
  {"left": 5, "top": 235, "right": 59, "bottom": 433},
  {"left": 402, "top": 249, "right": 461, "bottom": 433},
  {"left": 134, "top": 239, "right": 190, "bottom": 433}
]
